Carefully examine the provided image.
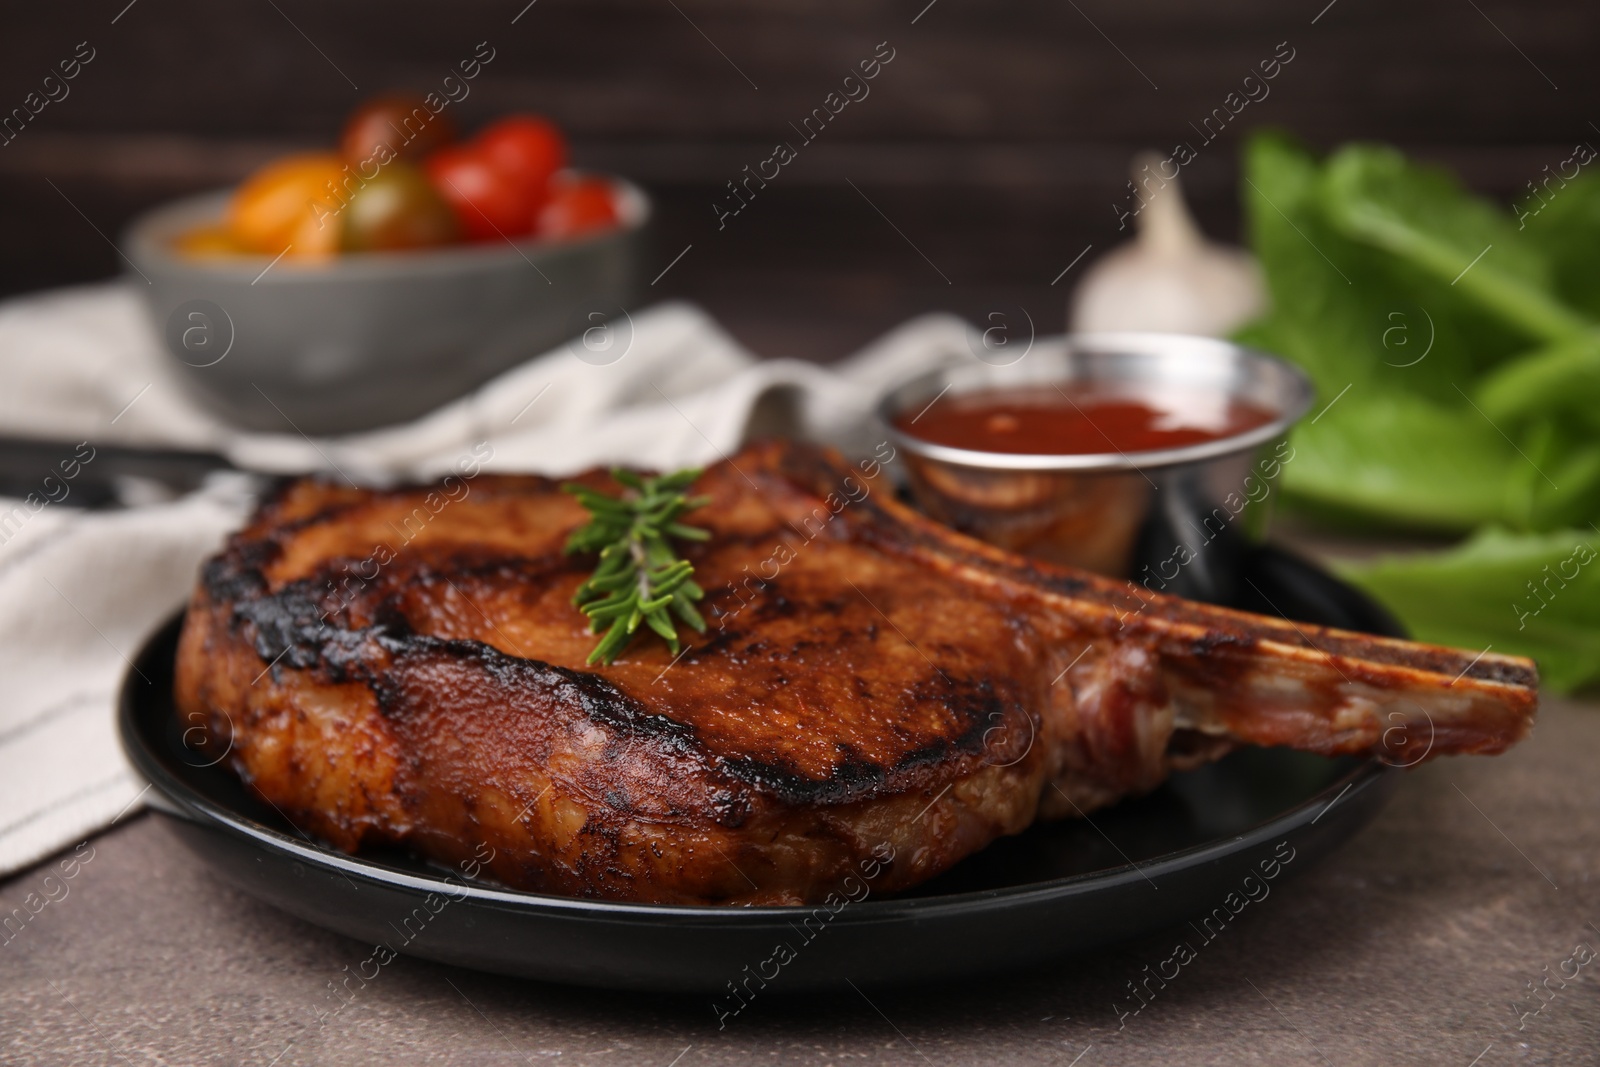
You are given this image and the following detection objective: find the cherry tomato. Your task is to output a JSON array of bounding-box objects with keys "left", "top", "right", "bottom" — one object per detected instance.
[
  {"left": 477, "top": 115, "right": 567, "bottom": 200},
  {"left": 425, "top": 145, "right": 536, "bottom": 241},
  {"left": 538, "top": 176, "right": 620, "bottom": 239},
  {"left": 340, "top": 162, "right": 459, "bottom": 252},
  {"left": 341, "top": 94, "right": 455, "bottom": 167},
  {"left": 228, "top": 152, "right": 346, "bottom": 258}
]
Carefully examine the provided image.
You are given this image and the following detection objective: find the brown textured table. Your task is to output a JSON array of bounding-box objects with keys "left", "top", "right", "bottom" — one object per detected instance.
[{"left": 2, "top": 687, "right": 1596, "bottom": 1065}]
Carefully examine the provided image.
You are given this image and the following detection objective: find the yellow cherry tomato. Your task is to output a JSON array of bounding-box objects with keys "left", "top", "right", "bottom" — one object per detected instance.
[{"left": 228, "top": 153, "right": 348, "bottom": 259}]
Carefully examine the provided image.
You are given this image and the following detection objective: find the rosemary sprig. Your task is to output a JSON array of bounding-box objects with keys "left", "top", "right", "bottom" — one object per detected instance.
[{"left": 562, "top": 468, "right": 710, "bottom": 665}]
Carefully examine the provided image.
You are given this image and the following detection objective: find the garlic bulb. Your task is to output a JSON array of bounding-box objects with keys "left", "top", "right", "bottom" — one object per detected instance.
[{"left": 1070, "top": 152, "right": 1266, "bottom": 337}]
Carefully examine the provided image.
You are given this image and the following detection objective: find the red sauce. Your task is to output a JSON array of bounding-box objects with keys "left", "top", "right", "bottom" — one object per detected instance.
[{"left": 897, "top": 385, "right": 1278, "bottom": 456}]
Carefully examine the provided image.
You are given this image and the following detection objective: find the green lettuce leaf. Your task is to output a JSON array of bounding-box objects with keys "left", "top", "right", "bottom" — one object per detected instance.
[
  {"left": 1477, "top": 336, "right": 1600, "bottom": 433},
  {"left": 1238, "top": 132, "right": 1600, "bottom": 533},
  {"left": 1282, "top": 393, "right": 1525, "bottom": 531},
  {"left": 1240, "top": 133, "right": 1420, "bottom": 397},
  {"left": 1319, "top": 144, "right": 1595, "bottom": 345},
  {"left": 1518, "top": 166, "right": 1600, "bottom": 319}
]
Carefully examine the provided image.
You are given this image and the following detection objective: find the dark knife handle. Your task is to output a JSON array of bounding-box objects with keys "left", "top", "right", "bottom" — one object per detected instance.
[{"left": 0, "top": 435, "right": 239, "bottom": 508}]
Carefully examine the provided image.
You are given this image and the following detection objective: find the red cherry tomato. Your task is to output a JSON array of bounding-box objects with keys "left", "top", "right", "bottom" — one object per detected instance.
[
  {"left": 538, "top": 177, "right": 621, "bottom": 239},
  {"left": 341, "top": 94, "right": 455, "bottom": 167},
  {"left": 424, "top": 145, "right": 535, "bottom": 241},
  {"left": 477, "top": 115, "right": 567, "bottom": 200}
]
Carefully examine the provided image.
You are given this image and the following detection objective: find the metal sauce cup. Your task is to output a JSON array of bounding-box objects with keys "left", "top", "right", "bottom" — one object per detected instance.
[{"left": 878, "top": 333, "right": 1314, "bottom": 598}]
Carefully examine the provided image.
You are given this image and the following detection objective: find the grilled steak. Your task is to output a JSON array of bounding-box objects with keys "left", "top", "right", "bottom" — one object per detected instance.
[{"left": 175, "top": 441, "right": 1538, "bottom": 905}]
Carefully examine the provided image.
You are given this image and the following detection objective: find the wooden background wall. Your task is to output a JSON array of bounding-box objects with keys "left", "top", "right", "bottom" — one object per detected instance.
[{"left": 0, "top": 0, "right": 1593, "bottom": 359}]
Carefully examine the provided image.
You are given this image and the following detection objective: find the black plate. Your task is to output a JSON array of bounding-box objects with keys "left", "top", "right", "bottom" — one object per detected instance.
[{"left": 119, "top": 544, "right": 1402, "bottom": 993}]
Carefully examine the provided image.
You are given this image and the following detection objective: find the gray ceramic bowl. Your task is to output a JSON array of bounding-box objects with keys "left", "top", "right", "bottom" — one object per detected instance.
[{"left": 123, "top": 179, "right": 649, "bottom": 435}]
